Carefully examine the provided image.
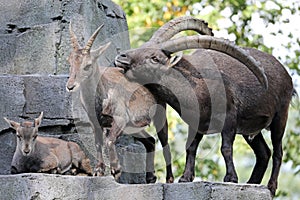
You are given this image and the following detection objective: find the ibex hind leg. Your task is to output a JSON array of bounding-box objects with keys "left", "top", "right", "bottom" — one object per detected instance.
[
  {"left": 221, "top": 115, "right": 238, "bottom": 183},
  {"left": 243, "top": 132, "right": 271, "bottom": 184},
  {"left": 81, "top": 158, "right": 93, "bottom": 176},
  {"left": 268, "top": 109, "right": 289, "bottom": 197},
  {"left": 134, "top": 131, "right": 157, "bottom": 184},
  {"left": 68, "top": 142, "right": 93, "bottom": 176},
  {"left": 106, "top": 121, "right": 125, "bottom": 180}
]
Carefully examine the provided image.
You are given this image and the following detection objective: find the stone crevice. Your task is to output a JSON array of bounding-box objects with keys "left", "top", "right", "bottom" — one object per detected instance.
[{"left": 6, "top": 24, "right": 31, "bottom": 34}]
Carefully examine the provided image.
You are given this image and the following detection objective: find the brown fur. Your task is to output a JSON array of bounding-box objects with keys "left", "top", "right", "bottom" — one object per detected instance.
[
  {"left": 66, "top": 26, "right": 165, "bottom": 183},
  {"left": 4, "top": 114, "right": 92, "bottom": 176},
  {"left": 115, "top": 40, "right": 294, "bottom": 196}
]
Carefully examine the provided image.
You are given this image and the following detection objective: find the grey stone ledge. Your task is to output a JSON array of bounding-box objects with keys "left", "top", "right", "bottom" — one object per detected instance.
[{"left": 0, "top": 173, "right": 272, "bottom": 200}]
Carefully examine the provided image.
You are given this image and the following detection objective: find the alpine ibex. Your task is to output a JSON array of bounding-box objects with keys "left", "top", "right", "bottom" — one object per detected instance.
[
  {"left": 4, "top": 112, "right": 92, "bottom": 175},
  {"left": 115, "top": 16, "right": 294, "bottom": 196},
  {"left": 66, "top": 23, "right": 172, "bottom": 183}
]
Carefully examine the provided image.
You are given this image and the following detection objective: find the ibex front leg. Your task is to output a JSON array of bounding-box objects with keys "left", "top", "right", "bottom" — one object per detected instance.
[
  {"left": 179, "top": 128, "right": 203, "bottom": 182},
  {"left": 92, "top": 124, "right": 106, "bottom": 176},
  {"left": 106, "top": 120, "right": 125, "bottom": 180},
  {"left": 153, "top": 102, "right": 174, "bottom": 183}
]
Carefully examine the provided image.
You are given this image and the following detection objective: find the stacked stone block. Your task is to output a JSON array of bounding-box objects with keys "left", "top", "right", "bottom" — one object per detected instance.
[{"left": 0, "top": 0, "right": 146, "bottom": 183}]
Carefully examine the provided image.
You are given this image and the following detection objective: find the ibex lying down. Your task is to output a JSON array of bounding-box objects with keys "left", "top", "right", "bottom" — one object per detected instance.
[
  {"left": 4, "top": 112, "right": 92, "bottom": 175},
  {"left": 115, "top": 16, "right": 294, "bottom": 196},
  {"left": 66, "top": 24, "right": 169, "bottom": 183}
]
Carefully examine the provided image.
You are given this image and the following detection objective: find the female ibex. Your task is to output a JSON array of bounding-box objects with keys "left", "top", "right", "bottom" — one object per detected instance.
[
  {"left": 4, "top": 112, "right": 92, "bottom": 175},
  {"left": 66, "top": 23, "right": 172, "bottom": 182},
  {"left": 115, "top": 16, "right": 294, "bottom": 196}
]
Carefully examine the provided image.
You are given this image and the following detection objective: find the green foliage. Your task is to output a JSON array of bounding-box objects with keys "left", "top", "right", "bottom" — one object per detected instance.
[
  {"left": 114, "top": 0, "right": 203, "bottom": 47},
  {"left": 283, "top": 106, "right": 300, "bottom": 174},
  {"left": 284, "top": 129, "right": 300, "bottom": 174},
  {"left": 146, "top": 107, "right": 224, "bottom": 182}
]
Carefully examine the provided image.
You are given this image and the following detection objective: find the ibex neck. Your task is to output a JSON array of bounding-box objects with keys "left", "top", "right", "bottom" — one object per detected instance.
[{"left": 78, "top": 64, "right": 102, "bottom": 112}]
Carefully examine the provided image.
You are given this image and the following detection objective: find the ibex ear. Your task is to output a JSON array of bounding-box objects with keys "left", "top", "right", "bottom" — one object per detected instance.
[
  {"left": 3, "top": 118, "right": 20, "bottom": 131},
  {"left": 92, "top": 42, "right": 111, "bottom": 58},
  {"left": 167, "top": 52, "right": 182, "bottom": 68},
  {"left": 34, "top": 112, "right": 43, "bottom": 127}
]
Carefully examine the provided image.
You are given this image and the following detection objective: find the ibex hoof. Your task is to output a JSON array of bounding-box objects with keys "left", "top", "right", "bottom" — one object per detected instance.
[
  {"left": 223, "top": 174, "right": 238, "bottom": 183},
  {"left": 70, "top": 168, "right": 77, "bottom": 175},
  {"left": 93, "top": 171, "right": 105, "bottom": 176},
  {"left": 179, "top": 174, "right": 194, "bottom": 183},
  {"left": 267, "top": 181, "right": 277, "bottom": 197},
  {"left": 111, "top": 167, "right": 122, "bottom": 180},
  {"left": 146, "top": 172, "right": 157, "bottom": 184},
  {"left": 93, "top": 167, "right": 105, "bottom": 177},
  {"left": 166, "top": 176, "right": 174, "bottom": 183}
]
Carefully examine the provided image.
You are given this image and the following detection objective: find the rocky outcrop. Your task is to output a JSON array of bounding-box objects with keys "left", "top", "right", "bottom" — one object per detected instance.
[
  {"left": 0, "top": 0, "right": 147, "bottom": 183},
  {"left": 0, "top": 173, "right": 272, "bottom": 200},
  {"left": 0, "top": 0, "right": 275, "bottom": 197},
  {"left": 0, "top": 0, "right": 129, "bottom": 75}
]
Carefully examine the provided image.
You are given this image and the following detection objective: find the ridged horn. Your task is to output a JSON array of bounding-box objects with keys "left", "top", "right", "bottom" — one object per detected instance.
[
  {"left": 69, "top": 22, "right": 80, "bottom": 50},
  {"left": 82, "top": 24, "right": 104, "bottom": 54},
  {"left": 146, "top": 16, "right": 213, "bottom": 45},
  {"left": 161, "top": 35, "right": 268, "bottom": 89}
]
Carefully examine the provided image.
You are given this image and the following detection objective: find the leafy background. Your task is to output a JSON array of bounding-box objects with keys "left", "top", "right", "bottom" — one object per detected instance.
[{"left": 113, "top": 0, "right": 300, "bottom": 199}]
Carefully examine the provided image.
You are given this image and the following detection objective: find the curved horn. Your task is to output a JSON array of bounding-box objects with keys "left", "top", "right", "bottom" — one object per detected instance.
[
  {"left": 146, "top": 16, "right": 213, "bottom": 45},
  {"left": 69, "top": 22, "right": 80, "bottom": 50},
  {"left": 161, "top": 35, "right": 268, "bottom": 89},
  {"left": 83, "top": 24, "right": 104, "bottom": 53}
]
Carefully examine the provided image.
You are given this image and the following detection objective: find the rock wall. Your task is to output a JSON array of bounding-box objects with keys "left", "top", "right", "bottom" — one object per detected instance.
[
  {"left": 0, "top": 0, "right": 147, "bottom": 183},
  {"left": 0, "top": 0, "right": 274, "bottom": 198},
  {"left": 0, "top": 174, "right": 272, "bottom": 200},
  {"left": 0, "top": 0, "right": 129, "bottom": 74}
]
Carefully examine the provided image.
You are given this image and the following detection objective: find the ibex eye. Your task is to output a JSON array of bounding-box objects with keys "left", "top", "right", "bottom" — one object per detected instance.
[
  {"left": 83, "top": 64, "right": 92, "bottom": 71},
  {"left": 150, "top": 56, "right": 159, "bottom": 64}
]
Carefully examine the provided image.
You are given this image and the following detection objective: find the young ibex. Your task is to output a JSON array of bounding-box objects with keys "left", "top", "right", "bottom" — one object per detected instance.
[
  {"left": 66, "top": 23, "right": 171, "bottom": 183},
  {"left": 99, "top": 67, "right": 158, "bottom": 179},
  {"left": 115, "top": 16, "right": 294, "bottom": 196},
  {"left": 4, "top": 112, "right": 92, "bottom": 175}
]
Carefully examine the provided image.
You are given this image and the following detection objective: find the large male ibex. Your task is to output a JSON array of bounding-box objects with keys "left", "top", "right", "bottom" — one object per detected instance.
[
  {"left": 66, "top": 23, "right": 174, "bottom": 183},
  {"left": 115, "top": 16, "right": 294, "bottom": 196},
  {"left": 4, "top": 112, "right": 92, "bottom": 175}
]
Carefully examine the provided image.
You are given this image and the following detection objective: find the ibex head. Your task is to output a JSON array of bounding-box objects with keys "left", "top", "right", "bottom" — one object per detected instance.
[
  {"left": 4, "top": 112, "right": 43, "bottom": 156},
  {"left": 115, "top": 17, "right": 268, "bottom": 89},
  {"left": 66, "top": 23, "right": 111, "bottom": 92},
  {"left": 116, "top": 35, "right": 267, "bottom": 89}
]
